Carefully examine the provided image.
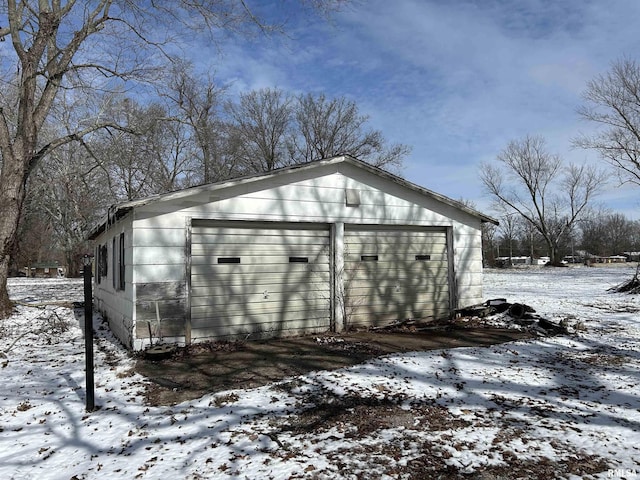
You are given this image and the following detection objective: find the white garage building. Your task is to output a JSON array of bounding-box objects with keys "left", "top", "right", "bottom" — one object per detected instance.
[{"left": 89, "top": 155, "right": 497, "bottom": 350}]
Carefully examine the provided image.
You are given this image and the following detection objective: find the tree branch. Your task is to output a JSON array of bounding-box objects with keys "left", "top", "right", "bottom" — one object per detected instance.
[
  {"left": 0, "top": 107, "right": 13, "bottom": 156},
  {"left": 30, "top": 122, "right": 135, "bottom": 171},
  {"left": 33, "top": 1, "right": 112, "bottom": 130}
]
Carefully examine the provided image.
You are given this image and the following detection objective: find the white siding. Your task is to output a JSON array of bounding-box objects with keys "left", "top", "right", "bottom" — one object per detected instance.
[
  {"left": 93, "top": 214, "right": 134, "bottom": 348},
  {"left": 131, "top": 224, "right": 188, "bottom": 349},
  {"left": 134, "top": 188, "right": 456, "bottom": 228},
  {"left": 133, "top": 163, "right": 484, "bottom": 309},
  {"left": 452, "top": 224, "right": 484, "bottom": 308},
  {"left": 96, "top": 159, "right": 487, "bottom": 349}
]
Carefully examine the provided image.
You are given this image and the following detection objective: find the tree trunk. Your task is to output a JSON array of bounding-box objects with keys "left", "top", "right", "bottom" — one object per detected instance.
[
  {"left": 0, "top": 254, "right": 13, "bottom": 317},
  {"left": 0, "top": 153, "right": 28, "bottom": 318},
  {"left": 546, "top": 243, "right": 562, "bottom": 266}
]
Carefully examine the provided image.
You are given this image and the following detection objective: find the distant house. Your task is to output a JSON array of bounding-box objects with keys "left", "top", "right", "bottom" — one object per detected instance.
[
  {"left": 88, "top": 155, "right": 498, "bottom": 350},
  {"left": 533, "top": 257, "right": 550, "bottom": 265},
  {"left": 25, "top": 262, "right": 64, "bottom": 278},
  {"left": 604, "top": 255, "right": 627, "bottom": 263},
  {"left": 588, "top": 255, "right": 628, "bottom": 264},
  {"left": 495, "top": 256, "right": 531, "bottom": 267}
]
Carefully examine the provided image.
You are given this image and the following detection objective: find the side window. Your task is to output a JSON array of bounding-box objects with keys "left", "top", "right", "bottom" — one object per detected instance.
[
  {"left": 112, "top": 237, "right": 117, "bottom": 289},
  {"left": 98, "top": 244, "right": 108, "bottom": 282},
  {"left": 95, "top": 246, "right": 101, "bottom": 285},
  {"left": 118, "top": 232, "right": 125, "bottom": 291}
]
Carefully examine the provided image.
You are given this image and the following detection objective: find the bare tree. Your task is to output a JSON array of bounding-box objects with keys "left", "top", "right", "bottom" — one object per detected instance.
[
  {"left": 481, "top": 135, "right": 603, "bottom": 265},
  {"left": 10, "top": 196, "right": 57, "bottom": 276},
  {"left": 576, "top": 58, "right": 640, "bottom": 186},
  {"left": 497, "top": 212, "right": 519, "bottom": 263},
  {"left": 163, "top": 61, "right": 230, "bottom": 183},
  {"left": 90, "top": 99, "right": 169, "bottom": 201},
  {"left": 88, "top": 95, "right": 204, "bottom": 199},
  {"left": 221, "top": 89, "right": 410, "bottom": 174},
  {"left": 0, "top": 0, "right": 344, "bottom": 317},
  {"left": 29, "top": 144, "right": 102, "bottom": 276},
  {"left": 290, "top": 93, "right": 410, "bottom": 170},
  {"left": 579, "top": 210, "right": 637, "bottom": 257},
  {"left": 481, "top": 222, "right": 498, "bottom": 267},
  {"left": 225, "top": 88, "right": 294, "bottom": 173}
]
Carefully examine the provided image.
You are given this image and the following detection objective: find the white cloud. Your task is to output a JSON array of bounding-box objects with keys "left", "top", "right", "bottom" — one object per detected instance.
[{"left": 185, "top": 0, "right": 640, "bottom": 218}]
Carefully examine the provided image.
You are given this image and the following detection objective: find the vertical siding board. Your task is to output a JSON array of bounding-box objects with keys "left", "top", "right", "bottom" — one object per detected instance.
[
  {"left": 332, "top": 222, "right": 345, "bottom": 332},
  {"left": 185, "top": 217, "right": 192, "bottom": 345},
  {"left": 446, "top": 226, "right": 457, "bottom": 312}
]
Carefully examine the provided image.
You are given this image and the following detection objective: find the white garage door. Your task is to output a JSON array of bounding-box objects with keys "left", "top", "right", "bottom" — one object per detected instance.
[
  {"left": 343, "top": 225, "right": 450, "bottom": 328},
  {"left": 190, "top": 221, "right": 331, "bottom": 340}
]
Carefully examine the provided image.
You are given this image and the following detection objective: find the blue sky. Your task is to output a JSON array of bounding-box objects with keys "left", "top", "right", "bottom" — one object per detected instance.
[{"left": 194, "top": 0, "right": 640, "bottom": 219}]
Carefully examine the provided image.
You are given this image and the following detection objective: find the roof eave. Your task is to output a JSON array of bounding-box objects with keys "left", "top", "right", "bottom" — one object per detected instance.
[{"left": 87, "top": 154, "right": 499, "bottom": 238}]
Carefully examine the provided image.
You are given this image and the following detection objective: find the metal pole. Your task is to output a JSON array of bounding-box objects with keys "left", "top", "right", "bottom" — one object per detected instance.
[{"left": 83, "top": 255, "right": 95, "bottom": 412}]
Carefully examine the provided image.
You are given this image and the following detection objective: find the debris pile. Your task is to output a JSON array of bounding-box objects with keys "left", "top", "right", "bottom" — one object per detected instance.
[
  {"left": 608, "top": 264, "right": 640, "bottom": 294},
  {"left": 454, "top": 298, "right": 569, "bottom": 335}
]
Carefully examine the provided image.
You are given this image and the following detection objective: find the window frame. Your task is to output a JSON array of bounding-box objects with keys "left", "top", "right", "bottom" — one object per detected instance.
[{"left": 118, "top": 232, "right": 125, "bottom": 291}]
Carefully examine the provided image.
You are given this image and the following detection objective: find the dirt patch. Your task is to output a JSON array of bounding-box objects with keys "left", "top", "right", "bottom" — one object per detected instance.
[
  {"left": 267, "top": 395, "right": 609, "bottom": 479},
  {"left": 135, "top": 325, "right": 532, "bottom": 406},
  {"left": 275, "top": 396, "right": 471, "bottom": 438}
]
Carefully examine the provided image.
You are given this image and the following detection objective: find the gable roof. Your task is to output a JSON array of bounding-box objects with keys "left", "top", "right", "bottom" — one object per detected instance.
[{"left": 88, "top": 155, "right": 498, "bottom": 239}]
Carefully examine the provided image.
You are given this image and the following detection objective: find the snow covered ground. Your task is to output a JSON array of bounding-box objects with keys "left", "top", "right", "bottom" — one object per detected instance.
[{"left": 1, "top": 266, "right": 639, "bottom": 479}]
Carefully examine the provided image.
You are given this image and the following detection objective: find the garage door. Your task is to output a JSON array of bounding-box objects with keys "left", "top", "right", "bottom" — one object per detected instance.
[
  {"left": 343, "top": 225, "right": 450, "bottom": 328},
  {"left": 190, "top": 221, "right": 331, "bottom": 340}
]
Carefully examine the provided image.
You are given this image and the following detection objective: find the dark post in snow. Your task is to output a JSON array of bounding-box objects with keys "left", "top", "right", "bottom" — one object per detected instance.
[{"left": 83, "top": 254, "right": 95, "bottom": 412}]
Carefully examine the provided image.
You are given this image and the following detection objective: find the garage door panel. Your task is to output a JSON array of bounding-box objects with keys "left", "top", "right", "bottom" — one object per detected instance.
[
  {"left": 344, "top": 244, "right": 447, "bottom": 255},
  {"left": 191, "top": 253, "right": 329, "bottom": 269},
  {"left": 345, "top": 235, "right": 446, "bottom": 244},
  {"left": 344, "top": 229, "right": 447, "bottom": 239},
  {"left": 191, "top": 289, "right": 330, "bottom": 307},
  {"left": 191, "top": 280, "right": 330, "bottom": 298},
  {"left": 191, "top": 307, "right": 331, "bottom": 324},
  {"left": 191, "top": 300, "right": 330, "bottom": 319},
  {"left": 193, "top": 233, "right": 329, "bottom": 246},
  {"left": 191, "top": 254, "right": 331, "bottom": 266},
  {"left": 191, "top": 265, "right": 330, "bottom": 282},
  {"left": 191, "top": 315, "right": 330, "bottom": 339},
  {"left": 344, "top": 269, "right": 450, "bottom": 286},
  {"left": 344, "top": 262, "right": 450, "bottom": 277},
  {"left": 347, "top": 306, "right": 445, "bottom": 327},
  {"left": 344, "top": 272, "right": 449, "bottom": 285},
  {"left": 191, "top": 270, "right": 330, "bottom": 285},
  {"left": 345, "top": 248, "right": 447, "bottom": 258},
  {"left": 346, "top": 293, "right": 449, "bottom": 307},
  {"left": 192, "top": 225, "right": 327, "bottom": 236},
  {"left": 191, "top": 304, "right": 330, "bottom": 327},
  {"left": 345, "top": 249, "right": 447, "bottom": 263},
  {"left": 346, "top": 283, "right": 449, "bottom": 296},
  {"left": 191, "top": 252, "right": 329, "bottom": 263},
  {"left": 193, "top": 241, "right": 330, "bottom": 251},
  {"left": 347, "top": 302, "right": 444, "bottom": 317}
]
